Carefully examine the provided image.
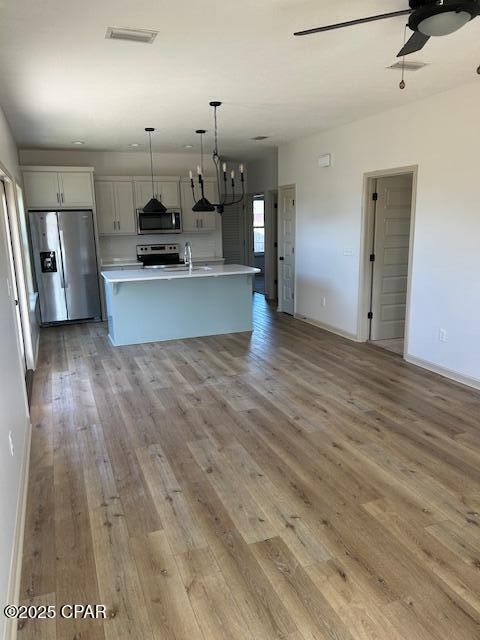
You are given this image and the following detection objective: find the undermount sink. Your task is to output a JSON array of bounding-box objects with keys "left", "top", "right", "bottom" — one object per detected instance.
[{"left": 162, "top": 265, "right": 212, "bottom": 273}]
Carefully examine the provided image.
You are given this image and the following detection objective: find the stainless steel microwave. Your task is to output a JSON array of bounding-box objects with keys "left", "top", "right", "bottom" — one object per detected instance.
[{"left": 136, "top": 209, "right": 182, "bottom": 235}]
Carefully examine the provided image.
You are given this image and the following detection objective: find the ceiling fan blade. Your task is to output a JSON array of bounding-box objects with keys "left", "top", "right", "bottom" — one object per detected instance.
[
  {"left": 397, "top": 30, "right": 430, "bottom": 57},
  {"left": 294, "top": 9, "right": 411, "bottom": 37}
]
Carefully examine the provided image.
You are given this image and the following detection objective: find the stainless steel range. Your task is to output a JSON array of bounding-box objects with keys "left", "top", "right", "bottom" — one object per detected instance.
[{"left": 136, "top": 243, "right": 183, "bottom": 269}]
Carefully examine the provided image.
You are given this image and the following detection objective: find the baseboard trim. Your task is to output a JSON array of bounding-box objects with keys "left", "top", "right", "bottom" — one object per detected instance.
[
  {"left": 4, "top": 418, "right": 32, "bottom": 640},
  {"left": 294, "top": 314, "right": 360, "bottom": 342},
  {"left": 405, "top": 354, "right": 480, "bottom": 391}
]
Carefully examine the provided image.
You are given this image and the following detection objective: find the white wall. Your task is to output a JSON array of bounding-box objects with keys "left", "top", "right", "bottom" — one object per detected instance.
[
  {"left": 19, "top": 148, "right": 229, "bottom": 260},
  {"left": 247, "top": 149, "right": 278, "bottom": 195},
  {"left": 0, "top": 107, "right": 30, "bottom": 640},
  {"left": 279, "top": 81, "right": 480, "bottom": 384}
]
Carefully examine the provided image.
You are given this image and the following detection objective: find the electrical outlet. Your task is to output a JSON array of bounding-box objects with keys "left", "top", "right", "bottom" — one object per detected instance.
[
  {"left": 439, "top": 328, "right": 447, "bottom": 343},
  {"left": 343, "top": 249, "right": 354, "bottom": 256},
  {"left": 321, "top": 296, "right": 326, "bottom": 307},
  {"left": 8, "top": 430, "right": 14, "bottom": 457}
]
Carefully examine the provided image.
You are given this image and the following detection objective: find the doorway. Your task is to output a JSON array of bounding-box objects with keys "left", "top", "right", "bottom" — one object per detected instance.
[
  {"left": 278, "top": 185, "right": 296, "bottom": 315},
  {"left": 252, "top": 195, "right": 265, "bottom": 294},
  {"left": 361, "top": 170, "right": 416, "bottom": 355}
]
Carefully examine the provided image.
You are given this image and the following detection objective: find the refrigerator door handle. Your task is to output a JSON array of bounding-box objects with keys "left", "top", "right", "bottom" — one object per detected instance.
[{"left": 59, "top": 228, "right": 67, "bottom": 289}]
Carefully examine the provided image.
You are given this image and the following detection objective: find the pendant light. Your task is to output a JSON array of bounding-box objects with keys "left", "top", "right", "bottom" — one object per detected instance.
[
  {"left": 191, "top": 129, "right": 215, "bottom": 212},
  {"left": 143, "top": 127, "right": 167, "bottom": 214},
  {"left": 189, "top": 101, "right": 244, "bottom": 214}
]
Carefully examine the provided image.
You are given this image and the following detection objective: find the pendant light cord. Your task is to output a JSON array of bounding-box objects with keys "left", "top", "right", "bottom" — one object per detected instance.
[{"left": 148, "top": 130, "right": 155, "bottom": 198}]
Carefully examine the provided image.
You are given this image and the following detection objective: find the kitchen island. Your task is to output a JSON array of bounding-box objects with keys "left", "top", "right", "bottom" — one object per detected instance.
[{"left": 101, "top": 264, "right": 260, "bottom": 346}]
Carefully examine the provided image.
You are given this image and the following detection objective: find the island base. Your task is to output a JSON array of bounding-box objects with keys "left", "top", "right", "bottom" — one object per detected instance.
[{"left": 105, "top": 274, "right": 254, "bottom": 346}]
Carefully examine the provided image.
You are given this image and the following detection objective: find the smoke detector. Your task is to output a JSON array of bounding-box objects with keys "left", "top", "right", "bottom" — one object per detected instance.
[
  {"left": 387, "top": 61, "right": 428, "bottom": 71},
  {"left": 105, "top": 27, "right": 158, "bottom": 44}
]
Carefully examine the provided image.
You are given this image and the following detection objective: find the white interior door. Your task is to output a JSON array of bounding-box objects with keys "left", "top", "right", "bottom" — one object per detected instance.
[
  {"left": 278, "top": 187, "right": 295, "bottom": 315},
  {"left": 371, "top": 174, "right": 413, "bottom": 341}
]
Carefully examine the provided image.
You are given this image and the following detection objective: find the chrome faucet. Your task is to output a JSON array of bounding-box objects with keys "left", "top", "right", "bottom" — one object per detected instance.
[{"left": 184, "top": 241, "right": 192, "bottom": 273}]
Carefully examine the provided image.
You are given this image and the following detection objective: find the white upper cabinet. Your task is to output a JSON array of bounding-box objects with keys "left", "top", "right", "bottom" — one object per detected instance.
[
  {"left": 59, "top": 172, "right": 94, "bottom": 207},
  {"left": 114, "top": 181, "right": 136, "bottom": 234},
  {"left": 134, "top": 178, "right": 180, "bottom": 209},
  {"left": 95, "top": 179, "right": 135, "bottom": 235},
  {"left": 94, "top": 181, "right": 116, "bottom": 235},
  {"left": 157, "top": 180, "right": 180, "bottom": 207},
  {"left": 23, "top": 172, "right": 62, "bottom": 208},
  {"left": 23, "top": 168, "right": 94, "bottom": 208},
  {"left": 180, "top": 178, "right": 218, "bottom": 233}
]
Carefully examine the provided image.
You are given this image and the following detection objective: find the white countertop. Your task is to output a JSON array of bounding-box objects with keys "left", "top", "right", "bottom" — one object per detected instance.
[
  {"left": 102, "top": 264, "right": 260, "bottom": 283},
  {"left": 101, "top": 256, "right": 225, "bottom": 268}
]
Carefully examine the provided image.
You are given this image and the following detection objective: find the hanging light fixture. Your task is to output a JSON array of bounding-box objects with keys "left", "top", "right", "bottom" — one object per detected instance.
[
  {"left": 189, "top": 101, "right": 244, "bottom": 214},
  {"left": 191, "top": 129, "right": 215, "bottom": 213},
  {"left": 143, "top": 127, "right": 167, "bottom": 214}
]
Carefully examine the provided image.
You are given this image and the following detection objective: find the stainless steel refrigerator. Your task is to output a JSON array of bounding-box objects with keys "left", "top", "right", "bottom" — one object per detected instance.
[{"left": 30, "top": 210, "right": 101, "bottom": 324}]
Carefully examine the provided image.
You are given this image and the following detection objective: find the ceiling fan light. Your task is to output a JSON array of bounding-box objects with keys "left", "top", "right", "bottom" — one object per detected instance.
[{"left": 418, "top": 10, "right": 472, "bottom": 36}]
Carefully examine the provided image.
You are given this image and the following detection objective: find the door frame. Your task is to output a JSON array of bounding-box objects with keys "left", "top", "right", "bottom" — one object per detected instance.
[
  {"left": 0, "top": 163, "right": 35, "bottom": 378},
  {"left": 265, "top": 189, "right": 278, "bottom": 301},
  {"left": 357, "top": 165, "right": 418, "bottom": 355},
  {"left": 277, "top": 184, "right": 296, "bottom": 314}
]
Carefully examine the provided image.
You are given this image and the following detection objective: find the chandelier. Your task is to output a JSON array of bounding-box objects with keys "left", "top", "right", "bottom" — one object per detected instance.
[{"left": 189, "top": 101, "right": 244, "bottom": 214}]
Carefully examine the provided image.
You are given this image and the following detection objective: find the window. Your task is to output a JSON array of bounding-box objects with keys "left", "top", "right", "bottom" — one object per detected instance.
[{"left": 253, "top": 196, "right": 265, "bottom": 254}]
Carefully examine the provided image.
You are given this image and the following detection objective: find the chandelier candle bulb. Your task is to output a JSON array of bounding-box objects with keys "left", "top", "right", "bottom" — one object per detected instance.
[
  {"left": 222, "top": 162, "right": 227, "bottom": 173},
  {"left": 239, "top": 163, "right": 244, "bottom": 174},
  {"left": 189, "top": 170, "right": 193, "bottom": 180},
  {"left": 231, "top": 170, "right": 235, "bottom": 179}
]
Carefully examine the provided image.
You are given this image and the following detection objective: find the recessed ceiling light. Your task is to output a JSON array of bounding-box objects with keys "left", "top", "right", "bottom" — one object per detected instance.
[
  {"left": 72, "top": 140, "right": 85, "bottom": 145},
  {"left": 105, "top": 26, "right": 158, "bottom": 44},
  {"left": 128, "top": 143, "right": 140, "bottom": 148},
  {"left": 184, "top": 144, "right": 193, "bottom": 149},
  {"left": 250, "top": 135, "right": 269, "bottom": 141}
]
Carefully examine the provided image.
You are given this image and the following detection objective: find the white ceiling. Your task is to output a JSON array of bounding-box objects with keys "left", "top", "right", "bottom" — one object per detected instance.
[{"left": 1, "top": 0, "right": 479, "bottom": 159}]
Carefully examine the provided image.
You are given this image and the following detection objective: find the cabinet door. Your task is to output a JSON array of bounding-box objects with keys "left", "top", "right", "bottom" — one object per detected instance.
[
  {"left": 156, "top": 180, "right": 180, "bottom": 207},
  {"left": 94, "top": 182, "right": 116, "bottom": 234},
  {"left": 23, "top": 172, "right": 60, "bottom": 208},
  {"left": 59, "top": 172, "right": 94, "bottom": 206},
  {"left": 114, "top": 182, "right": 136, "bottom": 234},
  {"left": 180, "top": 181, "right": 199, "bottom": 232},
  {"left": 134, "top": 181, "right": 155, "bottom": 211},
  {"left": 199, "top": 181, "right": 218, "bottom": 231}
]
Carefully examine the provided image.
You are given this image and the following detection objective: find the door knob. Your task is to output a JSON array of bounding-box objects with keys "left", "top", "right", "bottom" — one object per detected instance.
[{"left": 279, "top": 256, "right": 284, "bottom": 261}]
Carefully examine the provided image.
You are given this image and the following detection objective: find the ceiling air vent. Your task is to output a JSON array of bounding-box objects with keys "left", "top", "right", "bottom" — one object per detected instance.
[
  {"left": 105, "top": 26, "right": 158, "bottom": 44},
  {"left": 250, "top": 135, "right": 270, "bottom": 141},
  {"left": 387, "top": 61, "right": 428, "bottom": 71}
]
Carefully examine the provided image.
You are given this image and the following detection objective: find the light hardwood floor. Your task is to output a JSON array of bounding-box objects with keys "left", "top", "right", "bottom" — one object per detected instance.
[{"left": 18, "top": 294, "right": 480, "bottom": 639}]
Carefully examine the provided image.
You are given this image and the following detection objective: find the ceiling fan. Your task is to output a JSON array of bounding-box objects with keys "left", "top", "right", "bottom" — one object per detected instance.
[{"left": 294, "top": 1, "right": 480, "bottom": 57}]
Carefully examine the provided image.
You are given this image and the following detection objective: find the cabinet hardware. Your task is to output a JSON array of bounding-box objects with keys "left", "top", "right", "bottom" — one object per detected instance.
[
  {"left": 118, "top": 220, "right": 121, "bottom": 230},
  {"left": 60, "top": 192, "right": 64, "bottom": 203},
  {"left": 57, "top": 193, "right": 60, "bottom": 203}
]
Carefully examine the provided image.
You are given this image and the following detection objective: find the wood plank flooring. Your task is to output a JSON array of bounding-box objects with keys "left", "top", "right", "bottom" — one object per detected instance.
[{"left": 18, "top": 294, "right": 480, "bottom": 639}]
